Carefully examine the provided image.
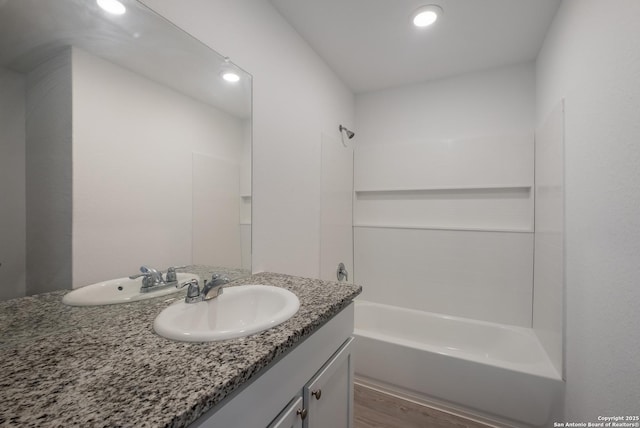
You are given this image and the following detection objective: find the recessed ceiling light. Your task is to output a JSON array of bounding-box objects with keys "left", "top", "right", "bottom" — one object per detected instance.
[
  {"left": 97, "top": 0, "right": 126, "bottom": 15},
  {"left": 412, "top": 5, "right": 442, "bottom": 28}
]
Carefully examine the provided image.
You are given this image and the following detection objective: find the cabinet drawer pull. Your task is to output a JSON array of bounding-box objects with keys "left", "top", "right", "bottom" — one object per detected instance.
[
  {"left": 312, "top": 389, "right": 322, "bottom": 400},
  {"left": 297, "top": 408, "right": 308, "bottom": 420}
]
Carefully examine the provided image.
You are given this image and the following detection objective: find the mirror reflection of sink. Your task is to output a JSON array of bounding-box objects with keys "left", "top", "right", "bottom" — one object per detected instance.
[
  {"left": 62, "top": 273, "right": 199, "bottom": 306},
  {"left": 153, "top": 285, "right": 300, "bottom": 342}
]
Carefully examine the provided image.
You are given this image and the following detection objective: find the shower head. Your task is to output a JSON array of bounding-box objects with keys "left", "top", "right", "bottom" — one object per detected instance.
[{"left": 339, "top": 125, "right": 355, "bottom": 139}]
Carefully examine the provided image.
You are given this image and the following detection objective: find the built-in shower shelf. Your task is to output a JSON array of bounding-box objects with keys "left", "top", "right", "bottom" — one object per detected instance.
[
  {"left": 354, "top": 185, "right": 531, "bottom": 194},
  {"left": 353, "top": 223, "right": 534, "bottom": 233}
]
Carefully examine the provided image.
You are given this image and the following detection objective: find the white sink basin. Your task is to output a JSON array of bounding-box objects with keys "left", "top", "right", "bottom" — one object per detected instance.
[
  {"left": 153, "top": 285, "right": 300, "bottom": 342},
  {"left": 62, "top": 273, "right": 199, "bottom": 306}
]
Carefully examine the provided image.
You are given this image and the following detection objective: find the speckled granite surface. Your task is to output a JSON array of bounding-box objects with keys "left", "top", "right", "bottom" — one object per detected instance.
[
  {"left": 0, "top": 268, "right": 361, "bottom": 427},
  {"left": 0, "top": 266, "right": 248, "bottom": 347}
]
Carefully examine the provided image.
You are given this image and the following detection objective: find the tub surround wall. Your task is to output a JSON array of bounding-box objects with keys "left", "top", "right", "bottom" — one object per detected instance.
[
  {"left": 0, "top": 67, "right": 26, "bottom": 301},
  {"left": 536, "top": 0, "right": 640, "bottom": 419},
  {"left": 354, "top": 63, "right": 536, "bottom": 326},
  {"left": 355, "top": 228, "right": 534, "bottom": 326},
  {"left": 353, "top": 136, "right": 534, "bottom": 231},
  {"left": 25, "top": 48, "right": 73, "bottom": 296},
  {"left": 141, "top": 0, "right": 356, "bottom": 278},
  {"left": 533, "top": 100, "right": 565, "bottom": 378},
  {"left": 191, "top": 154, "right": 242, "bottom": 268}
]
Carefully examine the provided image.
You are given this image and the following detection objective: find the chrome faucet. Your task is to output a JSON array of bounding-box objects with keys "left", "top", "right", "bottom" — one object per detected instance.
[
  {"left": 165, "top": 265, "right": 187, "bottom": 285},
  {"left": 129, "top": 265, "right": 187, "bottom": 293},
  {"left": 203, "top": 274, "right": 230, "bottom": 299},
  {"left": 129, "top": 266, "right": 165, "bottom": 292},
  {"left": 180, "top": 273, "right": 230, "bottom": 304}
]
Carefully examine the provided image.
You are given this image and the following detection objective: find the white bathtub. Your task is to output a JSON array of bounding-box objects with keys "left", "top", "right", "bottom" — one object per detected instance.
[{"left": 353, "top": 300, "right": 563, "bottom": 427}]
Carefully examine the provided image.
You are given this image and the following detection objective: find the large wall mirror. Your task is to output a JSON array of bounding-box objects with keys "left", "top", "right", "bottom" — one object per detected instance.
[{"left": 0, "top": 0, "right": 252, "bottom": 300}]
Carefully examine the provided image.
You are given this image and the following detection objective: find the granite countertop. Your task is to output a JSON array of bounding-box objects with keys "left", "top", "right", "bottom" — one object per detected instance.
[{"left": 0, "top": 267, "right": 361, "bottom": 427}]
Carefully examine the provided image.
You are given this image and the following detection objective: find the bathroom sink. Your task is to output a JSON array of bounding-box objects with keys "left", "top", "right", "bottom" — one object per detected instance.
[
  {"left": 153, "top": 285, "right": 300, "bottom": 342},
  {"left": 62, "top": 273, "right": 199, "bottom": 306}
]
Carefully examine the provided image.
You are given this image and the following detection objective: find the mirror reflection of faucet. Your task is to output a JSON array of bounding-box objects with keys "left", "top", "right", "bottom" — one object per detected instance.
[
  {"left": 165, "top": 266, "right": 187, "bottom": 283},
  {"left": 128, "top": 265, "right": 188, "bottom": 293}
]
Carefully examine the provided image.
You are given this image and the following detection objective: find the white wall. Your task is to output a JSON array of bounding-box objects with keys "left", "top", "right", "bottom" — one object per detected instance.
[
  {"left": 355, "top": 62, "right": 535, "bottom": 145},
  {"left": 0, "top": 67, "right": 26, "bottom": 300},
  {"left": 354, "top": 64, "right": 536, "bottom": 325},
  {"left": 72, "top": 47, "right": 244, "bottom": 286},
  {"left": 319, "top": 133, "right": 353, "bottom": 283},
  {"left": 240, "top": 119, "right": 252, "bottom": 271},
  {"left": 141, "top": 0, "right": 355, "bottom": 278},
  {"left": 537, "top": 0, "right": 640, "bottom": 420},
  {"left": 25, "top": 48, "right": 73, "bottom": 295}
]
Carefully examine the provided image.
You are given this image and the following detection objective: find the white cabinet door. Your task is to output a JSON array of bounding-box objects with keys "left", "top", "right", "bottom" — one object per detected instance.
[
  {"left": 304, "top": 337, "right": 354, "bottom": 428},
  {"left": 268, "top": 395, "right": 305, "bottom": 428}
]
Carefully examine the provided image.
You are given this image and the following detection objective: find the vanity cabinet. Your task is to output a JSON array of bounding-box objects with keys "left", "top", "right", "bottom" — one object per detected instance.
[
  {"left": 191, "top": 303, "right": 355, "bottom": 428},
  {"left": 302, "top": 337, "right": 353, "bottom": 428},
  {"left": 269, "top": 396, "right": 304, "bottom": 428},
  {"left": 269, "top": 337, "right": 354, "bottom": 428}
]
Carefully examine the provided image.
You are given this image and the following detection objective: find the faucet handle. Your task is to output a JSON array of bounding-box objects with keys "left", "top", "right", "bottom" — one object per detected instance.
[
  {"left": 165, "top": 265, "right": 187, "bottom": 282},
  {"left": 130, "top": 266, "right": 164, "bottom": 289},
  {"left": 129, "top": 270, "right": 153, "bottom": 280},
  {"left": 176, "top": 278, "right": 195, "bottom": 289},
  {"left": 129, "top": 265, "right": 152, "bottom": 279},
  {"left": 180, "top": 279, "right": 202, "bottom": 303},
  {"left": 140, "top": 265, "right": 157, "bottom": 274}
]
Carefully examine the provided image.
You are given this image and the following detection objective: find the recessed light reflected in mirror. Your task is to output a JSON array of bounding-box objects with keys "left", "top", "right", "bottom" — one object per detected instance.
[
  {"left": 412, "top": 5, "right": 442, "bottom": 28},
  {"left": 222, "top": 72, "right": 240, "bottom": 83},
  {"left": 97, "top": 0, "right": 126, "bottom": 15},
  {"left": 220, "top": 57, "right": 241, "bottom": 83}
]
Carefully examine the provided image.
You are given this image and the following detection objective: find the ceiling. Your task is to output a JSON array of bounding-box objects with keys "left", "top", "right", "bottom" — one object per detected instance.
[
  {"left": 271, "top": 0, "right": 561, "bottom": 93},
  {"left": 0, "top": 0, "right": 251, "bottom": 118}
]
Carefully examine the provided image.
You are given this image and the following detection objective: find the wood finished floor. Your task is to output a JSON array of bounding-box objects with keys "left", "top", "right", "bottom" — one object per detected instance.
[{"left": 354, "top": 384, "right": 493, "bottom": 428}]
